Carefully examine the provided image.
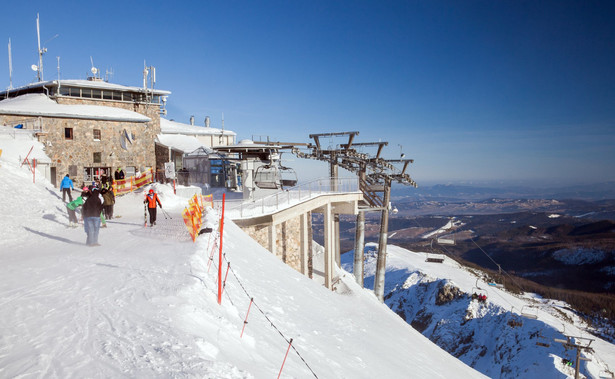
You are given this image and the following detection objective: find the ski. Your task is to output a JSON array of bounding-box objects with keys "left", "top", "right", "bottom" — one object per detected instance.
[{"left": 144, "top": 200, "right": 147, "bottom": 228}]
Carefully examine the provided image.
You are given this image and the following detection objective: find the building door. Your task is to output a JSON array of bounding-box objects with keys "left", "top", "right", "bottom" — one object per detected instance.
[{"left": 50, "top": 167, "right": 56, "bottom": 187}]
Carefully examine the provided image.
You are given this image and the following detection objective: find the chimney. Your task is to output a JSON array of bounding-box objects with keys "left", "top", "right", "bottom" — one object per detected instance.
[
  {"left": 190, "top": 115, "right": 195, "bottom": 125},
  {"left": 205, "top": 116, "right": 210, "bottom": 128}
]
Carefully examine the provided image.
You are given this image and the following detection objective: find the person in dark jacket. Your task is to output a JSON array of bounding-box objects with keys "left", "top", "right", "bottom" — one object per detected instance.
[
  {"left": 101, "top": 184, "right": 115, "bottom": 219},
  {"left": 114, "top": 168, "right": 125, "bottom": 180},
  {"left": 60, "top": 174, "right": 74, "bottom": 202},
  {"left": 144, "top": 188, "right": 162, "bottom": 226},
  {"left": 82, "top": 188, "right": 104, "bottom": 246}
]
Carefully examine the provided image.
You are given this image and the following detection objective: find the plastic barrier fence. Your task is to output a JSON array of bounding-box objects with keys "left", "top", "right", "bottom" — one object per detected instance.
[{"left": 182, "top": 194, "right": 213, "bottom": 242}]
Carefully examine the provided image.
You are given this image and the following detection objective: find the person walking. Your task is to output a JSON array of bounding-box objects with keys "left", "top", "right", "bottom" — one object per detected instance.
[
  {"left": 65, "top": 191, "right": 86, "bottom": 227},
  {"left": 82, "top": 187, "right": 104, "bottom": 246},
  {"left": 101, "top": 184, "right": 115, "bottom": 219},
  {"left": 144, "top": 188, "right": 162, "bottom": 226},
  {"left": 60, "top": 174, "right": 74, "bottom": 202}
]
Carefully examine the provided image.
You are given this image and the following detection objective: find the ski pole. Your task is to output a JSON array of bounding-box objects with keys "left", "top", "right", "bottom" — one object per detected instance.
[{"left": 161, "top": 207, "right": 172, "bottom": 219}]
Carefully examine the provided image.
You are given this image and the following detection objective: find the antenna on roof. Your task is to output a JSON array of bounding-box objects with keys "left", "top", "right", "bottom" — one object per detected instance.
[
  {"left": 89, "top": 56, "right": 99, "bottom": 79},
  {"left": 105, "top": 67, "right": 114, "bottom": 82},
  {"left": 36, "top": 13, "right": 43, "bottom": 81},
  {"left": 33, "top": 14, "right": 58, "bottom": 82},
  {"left": 7, "top": 38, "right": 13, "bottom": 90}
]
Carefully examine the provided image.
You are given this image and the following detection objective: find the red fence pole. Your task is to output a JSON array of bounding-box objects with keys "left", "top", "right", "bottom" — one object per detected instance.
[
  {"left": 218, "top": 193, "right": 225, "bottom": 305},
  {"left": 277, "top": 338, "right": 293, "bottom": 379},
  {"left": 221, "top": 263, "right": 230, "bottom": 295},
  {"left": 32, "top": 158, "right": 36, "bottom": 183},
  {"left": 240, "top": 298, "right": 254, "bottom": 338},
  {"left": 207, "top": 239, "right": 217, "bottom": 273}
]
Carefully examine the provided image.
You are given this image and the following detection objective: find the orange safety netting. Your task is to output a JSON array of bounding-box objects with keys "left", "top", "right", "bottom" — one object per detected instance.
[
  {"left": 112, "top": 169, "right": 154, "bottom": 196},
  {"left": 182, "top": 194, "right": 213, "bottom": 242}
]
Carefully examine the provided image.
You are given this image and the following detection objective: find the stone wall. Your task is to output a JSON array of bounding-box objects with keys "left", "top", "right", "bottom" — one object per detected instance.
[
  {"left": 240, "top": 214, "right": 305, "bottom": 273},
  {"left": 0, "top": 96, "right": 161, "bottom": 187}
]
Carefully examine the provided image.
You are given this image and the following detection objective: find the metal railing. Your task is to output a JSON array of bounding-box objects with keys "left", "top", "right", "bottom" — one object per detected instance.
[{"left": 226, "top": 177, "right": 360, "bottom": 219}]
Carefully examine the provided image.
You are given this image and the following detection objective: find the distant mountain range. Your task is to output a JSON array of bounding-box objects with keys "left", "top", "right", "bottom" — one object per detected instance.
[{"left": 392, "top": 181, "right": 615, "bottom": 201}]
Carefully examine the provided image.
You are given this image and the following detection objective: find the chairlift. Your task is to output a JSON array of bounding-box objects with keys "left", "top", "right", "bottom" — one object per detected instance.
[
  {"left": 535, "top": 334, "right": 551, "bottom": 348},
  {"left": 436, "top": 217, "right": 456, "bottom": 245},
  {"left": 426, "top": 239, "right": 445, "bottom": 263},
  {"left": 521, "top": 305, "right": 539, "bottom": 320},
  {"left": 254, "top": 164, "right": 280, "bottom": 189},
  {"left": 279, "top": 165, "right": 298, "bottom": 188},
  {"left": 487, "top": 264, "right": 505, "bottom": 288},
  {"left": 530, "top": 318, "right": 550, "bottom": 347},
  {"left": 436, "top": 236, "right": 455, "bottom": 245},
  {"left": 507, "top": 307, "right": 523, "bottom": 328},
  {"left": 471, "top": 279, "right": 488, "bottom": 302}
]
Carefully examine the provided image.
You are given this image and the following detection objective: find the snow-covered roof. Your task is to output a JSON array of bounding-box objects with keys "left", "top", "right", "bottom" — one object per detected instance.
[
  {"left": 6, "top": 79, "right": 171, "bottom": 96},
  {"left": 156, "top": 133, "right": 213, "bottom": 154},
  {"left": 0, "top": 94, "right": 151, "bottom": 122},
  {"left": 160, "top": 118, "right": 236, "bottom": 136},
  {"left": 213, "top": 139, "right": 281, "bottom": 153}
]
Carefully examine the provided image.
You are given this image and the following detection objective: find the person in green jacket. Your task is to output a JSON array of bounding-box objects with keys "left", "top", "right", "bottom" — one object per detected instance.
[{"left": 66, "top": 189, "right": 87, "bottom": 228}]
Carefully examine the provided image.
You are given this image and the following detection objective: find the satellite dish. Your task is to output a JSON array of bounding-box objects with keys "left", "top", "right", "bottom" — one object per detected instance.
[
  {"left": 31, "top": 64, "right": 38, "bottom": 71},
  {"left": 91, "top": 67, "right": 98, "bottom": 75}
]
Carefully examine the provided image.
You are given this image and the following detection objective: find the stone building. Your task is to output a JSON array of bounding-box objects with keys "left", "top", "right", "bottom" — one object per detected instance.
[{"left": 0, "top": 79, "right": 170, "bottom": 187}]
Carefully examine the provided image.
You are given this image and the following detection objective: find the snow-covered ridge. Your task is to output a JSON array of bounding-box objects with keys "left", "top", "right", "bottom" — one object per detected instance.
[{"left": 342, "top": 243, "right": 615, "bottom": 378}]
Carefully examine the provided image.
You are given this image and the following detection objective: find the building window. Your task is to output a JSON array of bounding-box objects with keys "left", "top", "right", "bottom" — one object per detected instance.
[
  {"left": 93, "top": 152, "right": 102, "bottom": 163},
  {"left": 93, "top": 129, "right": 101, "bottom": 141},
  {"left": 84, "top": 167, "right": 110, "bottom": 182},
  {"left": 64, "top": 128, "right": 73, "bottom": 140}
]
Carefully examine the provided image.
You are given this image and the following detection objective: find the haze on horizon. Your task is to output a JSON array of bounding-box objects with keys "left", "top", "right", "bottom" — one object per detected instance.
[{"left": 2, "top": 1, "right": 614, "bottom": 186}]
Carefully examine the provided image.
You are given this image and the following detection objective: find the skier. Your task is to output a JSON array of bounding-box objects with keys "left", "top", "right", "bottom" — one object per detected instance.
[
  {"left": 82, "top": 187, "right": 104, "bottom": 246},
  {"left": 65, "top": 191, "right": 86, "bottom": 227},
  {"left": 60, "top": 174, "right": 74, "bottom": 202},
  {"left": 144, "top": 188, "right": 162, "bottom": 226}
]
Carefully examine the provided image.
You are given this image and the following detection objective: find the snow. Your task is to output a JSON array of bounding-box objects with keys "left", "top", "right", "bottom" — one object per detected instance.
[
  {"left": 422, "top": 218, "right": 458, "bottom": 239},
  {"left": 0, "top": 94, "right": 151, "bottom": 122},
  {"left": 0, "top": 133, "right": 485, "bottom": 377},
  {"left": 342, "top": 244, "right": 615, "bottom": 378},
  {"left": 157, "top": 133, "right": 210, "bottom": 153},
  {"left": 161, "top": 118, "right": 236, "bottom": 136},
  {"left": 552, "top": 248, "right": 607, "bottom": 265},
  {"left": 8, "top": 79, "right": 171, "bottom": 96}
]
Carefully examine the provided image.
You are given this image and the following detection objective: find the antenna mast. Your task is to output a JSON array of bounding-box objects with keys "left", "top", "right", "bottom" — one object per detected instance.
[
  {"left": 36, "top": 13, "right": 44, "bottom": 81},
  {"left": 8, "top": 38, "right": 13, "bottom": 89}
]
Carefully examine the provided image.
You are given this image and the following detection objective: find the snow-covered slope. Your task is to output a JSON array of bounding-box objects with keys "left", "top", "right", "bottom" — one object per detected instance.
[
  {"left": 0, "top": 132, "right": 485, "bottom": 377},
  {"left": 342, "top": 244, "right": 615, "bottom": 378}
]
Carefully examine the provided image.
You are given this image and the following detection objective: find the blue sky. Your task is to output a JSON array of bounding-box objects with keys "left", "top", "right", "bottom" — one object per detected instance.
[{"left": 2, "top": 1, "right": 614, "bottom": 186}]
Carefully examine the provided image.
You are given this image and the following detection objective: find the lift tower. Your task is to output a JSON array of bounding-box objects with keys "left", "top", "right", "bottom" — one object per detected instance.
[{"left": 293, "top": 132, "right": 417, "bottom": 302}]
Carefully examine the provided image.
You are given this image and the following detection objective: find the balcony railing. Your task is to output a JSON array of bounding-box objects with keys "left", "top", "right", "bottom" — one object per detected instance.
[{"left": 226, "top": 177, "right": 360, "bottom": 219}]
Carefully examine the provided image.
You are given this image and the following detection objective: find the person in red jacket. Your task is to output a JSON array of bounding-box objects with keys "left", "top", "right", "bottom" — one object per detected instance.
[{"left": 144, "top": 189, "right": 162, "bottom": 226}]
